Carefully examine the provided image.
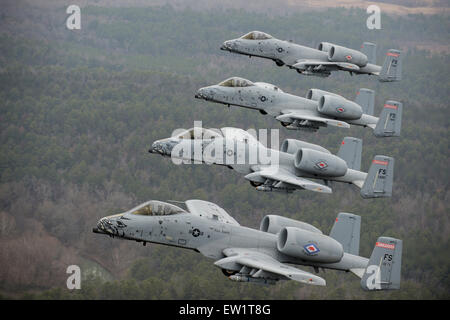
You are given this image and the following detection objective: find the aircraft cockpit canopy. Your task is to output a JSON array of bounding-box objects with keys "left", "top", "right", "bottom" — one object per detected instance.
[
  {"left": 174, "top": 127, "right": 223, "bottom": 140},
  {"left": 218, "top": 77, "right": 254, "bottom": 88},
  {"left": 130, "top": 201, "right": 186, "bottom": 216},
  {"left": 240, "top": 31, "right": 273, "bottom": 40}
]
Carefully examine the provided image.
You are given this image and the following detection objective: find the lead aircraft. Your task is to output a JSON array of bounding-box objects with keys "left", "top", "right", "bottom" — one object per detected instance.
[{"left": 93, "top": 199, "right": 402, "bottom": 290}]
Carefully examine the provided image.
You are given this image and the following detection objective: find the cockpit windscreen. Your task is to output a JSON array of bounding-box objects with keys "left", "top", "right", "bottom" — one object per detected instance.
[{"left": 131, "top": 201, "right": 186, "bottom": 216}]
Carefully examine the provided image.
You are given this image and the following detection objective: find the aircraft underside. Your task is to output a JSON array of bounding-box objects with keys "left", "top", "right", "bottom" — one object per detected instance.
[{"left": 280, "top": 119, "right": 325, "bottom": 131}]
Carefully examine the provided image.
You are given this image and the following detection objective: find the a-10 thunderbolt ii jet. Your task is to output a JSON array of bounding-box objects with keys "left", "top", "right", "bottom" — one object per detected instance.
[
  {"left": 220, "top": 31, "right": 402, "bottom": 81},
  {"left": 93, "top": 199, "right": 402, "bottom": 290},
  {"left": 195, "top": 77, "right": 402, "bottom": 136},
  {"left": 149, "top": 127, "right": 394, "bottom": 198}
]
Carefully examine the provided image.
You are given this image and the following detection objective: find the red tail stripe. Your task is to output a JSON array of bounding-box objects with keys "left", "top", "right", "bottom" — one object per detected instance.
[
  {"left": 376, "top": 242, "right": 395, "bottom": 250},
  {"left": 387, "top": 52, "right": 400, "bottom": 57},
  {"left": 373, "top": 159, "right": 389, "bottom": 166},
  {"left": 384, "top": 104, "right": 398, "bottom": 109}
]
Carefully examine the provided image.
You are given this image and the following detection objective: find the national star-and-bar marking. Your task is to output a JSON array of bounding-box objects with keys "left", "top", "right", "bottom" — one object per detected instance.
[{"left": 304, "top": 243, "right": 320, "bottom": 254}]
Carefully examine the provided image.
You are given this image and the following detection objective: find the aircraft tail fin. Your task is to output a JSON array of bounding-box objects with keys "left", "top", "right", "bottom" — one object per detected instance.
[
  {"left": 374, "top": 101, "right": 403, "bottom": 137},
  {"left": 329, "top": 212, "right": 361, "bottom": 255},
  {"left": 361, "top": 237, "right": 402, "bottom": 290},
  {"left": 379, "top": 49, "right": 402, "bottom": 82},
  {"left": 360, "top": 156, "right": 394, "bottom": 198},
  {"left": 337, "top": 137, "right": 362, "bottom": 171},
  {"left": 354, "top": 88, "right": 375, "bottom": 115},
  {"left": 360, "top": 42, "right": 377, "bottom": 65}
]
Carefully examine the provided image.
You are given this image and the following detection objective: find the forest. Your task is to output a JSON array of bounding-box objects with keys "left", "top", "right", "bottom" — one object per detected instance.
[{"left": 0, "top": 1, "right": 449, "bottom": 299}]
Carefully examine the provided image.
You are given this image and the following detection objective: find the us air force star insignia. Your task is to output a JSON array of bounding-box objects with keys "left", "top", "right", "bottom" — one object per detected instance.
[
  {"left": 192, "top": 228, "right": 201, "bottom": 237},
  {"left": 260, "top": 96, "right": 267, "bottom": 102},
  {"left": 277, "top": 47, "right": 284, "bottom": 53}
]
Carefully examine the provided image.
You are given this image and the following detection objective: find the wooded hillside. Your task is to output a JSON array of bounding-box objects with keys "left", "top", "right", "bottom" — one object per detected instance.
[{"left": 0, "top": 1, "right": 448, "bottom": 299}]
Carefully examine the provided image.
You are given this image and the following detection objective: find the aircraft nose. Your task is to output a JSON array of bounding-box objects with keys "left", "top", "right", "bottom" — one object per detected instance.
[
  {"left": 149, "top": 141, "right": 163, "bottom": 154},
  {"left": 149, "top": 139, "right": 175, "bottom": 156},
  {"left": 93, "top": 217, "right": 110, "bottom": 234},
  {"left": 93, "top": 214, "right": 127, "bottom": 236},
  {"left": 195, "top": 87, "right": 214, "bottom": 100},
  {"left": 221, "top": 40, "right": 233, "bottom": 51},
  {"left": 195, "top": 88, "right": 205, "bottom": 99}
]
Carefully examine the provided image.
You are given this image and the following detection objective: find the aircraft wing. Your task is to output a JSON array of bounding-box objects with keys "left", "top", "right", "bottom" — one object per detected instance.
[
  {"left": 276, "top": 111, "right": 351, "bottom": 129},
  {"left": 258, "top": 167, "right": 332, "bottom": 194},
  {"left": 217, "top": 248, "right": 326, "bottom": 286},
  {"left": 185, "top": 199, "right": 240, "bottom": 226},
  {"left": 292, "top": 59, "right": 361, "bottom": 72}
]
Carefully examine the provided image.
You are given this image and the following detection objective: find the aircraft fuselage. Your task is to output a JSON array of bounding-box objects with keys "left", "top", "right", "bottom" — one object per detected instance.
[{"left": 94, "top": 211, "right": 368, "bottom": 273}]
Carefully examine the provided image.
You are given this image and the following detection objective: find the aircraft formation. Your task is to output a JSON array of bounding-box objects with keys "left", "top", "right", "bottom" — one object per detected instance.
[{"left": 94, "top": 31, "right": 404, "bottom": 291}]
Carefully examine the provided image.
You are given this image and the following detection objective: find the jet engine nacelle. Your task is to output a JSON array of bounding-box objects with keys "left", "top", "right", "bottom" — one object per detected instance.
[
  {"left": 277, "top": 227, "right": 344, "bottom": 263},
  {"left": 317, "top": 42, "right": 334, "bottom": 52},
  {"left": 260, "top": 215, "right": 322, "bottom": 235},
  {"left": 318, "top": 95, "right": 363, "bottom": 120},
  {"left": 305, "top": 88, "right": 341, "bottom": 102},
  {"left": 294, "top": 148, "right": 348, "bottom": 177},
  {"left": 281, "top": 139, "right": 330, "bottom": 155},
  {"left": 328, "top": 45, "right": 368, "bottom": 67}
]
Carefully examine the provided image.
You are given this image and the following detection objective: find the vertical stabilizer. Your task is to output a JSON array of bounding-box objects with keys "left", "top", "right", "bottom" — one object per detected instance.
[
  {"left": 360, "top": 42, "right": 377, "bottom": 65},
  {"left": 374, "top": 101, "right": 402, "bottom": 137},
  {"left": 330, "top": 212, "right": 361, "bottom": 255},
  {"left": 337, "top": 137, "right": 362, "bottom": 171},
  {"left": 379, "top": 49, "right": 402, "bottom": 82},
  {"left": 360, "top": 156, "right": 394, "bottom": 198},
  {"left": 361, "top": 237, "right": 402, "bottom": 290},
  {"left": 354, "top": 88, "right": 375, "bottom": 115}
]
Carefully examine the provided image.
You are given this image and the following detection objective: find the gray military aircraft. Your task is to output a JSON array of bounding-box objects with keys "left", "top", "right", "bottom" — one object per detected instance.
[
  {"left": 220, "top": 31, "right": 402, "bottom": 81},
  {"left": 93, "top": 199, "right": 402, "bottom": 290},
  {"left": 195, "top": 77, "right": 402, "bottom": 136},
  {"left": 149, "top": 127, "right": 394, "bottom": 198}
]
